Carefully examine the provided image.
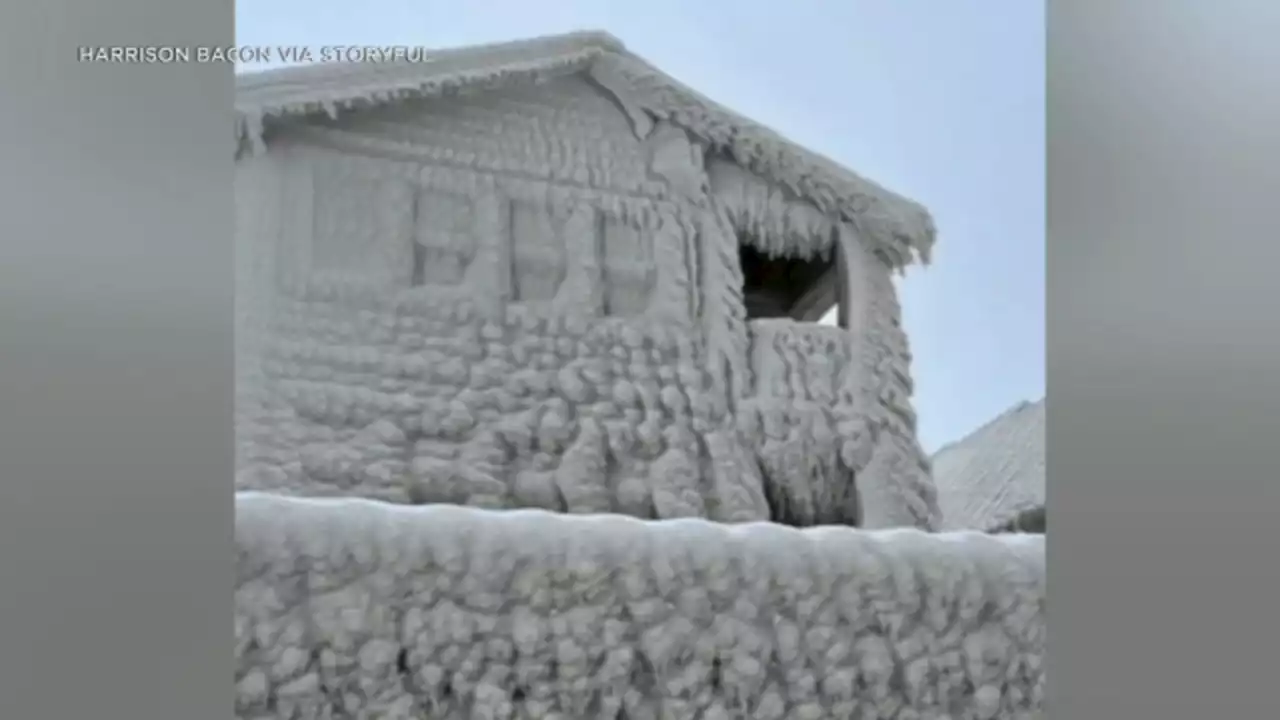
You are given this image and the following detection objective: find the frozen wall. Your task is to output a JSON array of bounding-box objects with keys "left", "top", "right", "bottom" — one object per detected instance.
[
  {"left": 235, "top": 74, "right": 935, "bottom": 528},
  {"left": 236, "top": 78, "right": 767, "bottom": 523},
  {"left": 713, "top": 159, "right": 939, "bottom": 529},
  {"left": 236, "top": 492, "right": 1045, "bottom": 719},
  {"left": 851, "top": 234, "right": 940, "bottom": 529}
]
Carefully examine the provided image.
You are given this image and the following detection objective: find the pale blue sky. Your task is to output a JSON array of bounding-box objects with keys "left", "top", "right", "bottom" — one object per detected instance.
[{"left": 237, "top": 0, "right": 1045, "bottom": 452}]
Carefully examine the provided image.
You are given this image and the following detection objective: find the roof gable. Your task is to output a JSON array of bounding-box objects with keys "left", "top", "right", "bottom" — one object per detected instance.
[{"left": 235, "top": 30, "right": 935, "bottom": 269}]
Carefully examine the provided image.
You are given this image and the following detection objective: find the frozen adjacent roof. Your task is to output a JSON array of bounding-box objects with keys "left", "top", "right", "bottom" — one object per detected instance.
[
  {"left": 236, "top": 492, "right": 1045, "bottom": 717},
  {"left": 235, "top": 30, "right": 935, "bottom": 269},
  {"left": 932, "top": 399, "right": 1046, "bottom": 531}
]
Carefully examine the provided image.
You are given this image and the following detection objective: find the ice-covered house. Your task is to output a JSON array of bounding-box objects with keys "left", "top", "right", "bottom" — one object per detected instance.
[
  {"left": 233, "top": 30, "right": 942, "bottom": 530},
  {"left": 234, "top": 31, "right": 1044, "bottom": 719}
]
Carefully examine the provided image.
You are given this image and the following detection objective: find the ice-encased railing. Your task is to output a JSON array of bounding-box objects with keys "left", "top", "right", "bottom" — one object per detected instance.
[
  {"left": 745, "top": 320, "right": 857, "bottom": 405},
  {"left": 236, "top": 492, "right": 1044, "bottom": 719},
  {"left": 742, "top": 317, "right": 940, "bottom": 530}
]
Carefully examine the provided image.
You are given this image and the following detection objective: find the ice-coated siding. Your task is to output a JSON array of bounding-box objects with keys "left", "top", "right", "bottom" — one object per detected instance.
[
  {"left": 236, "top": 492, "right": 1045, "bottom": 720},
  {"left": 235, "top": 73, "right": 936, "bottom": 528},
  {"left": 235, "top": 78, "right": 773, "bottom": 522}
]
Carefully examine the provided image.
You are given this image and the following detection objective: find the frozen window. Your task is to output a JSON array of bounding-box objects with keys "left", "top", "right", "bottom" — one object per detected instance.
[
  {"left": 413, "top": 190, "right": 475, "bottom": 287},
  {"left": 509, "top": 201, "right": 567, "bottom": 303},
  {"left": 739, "top": 242, "right": 848, "bottom": 327}
]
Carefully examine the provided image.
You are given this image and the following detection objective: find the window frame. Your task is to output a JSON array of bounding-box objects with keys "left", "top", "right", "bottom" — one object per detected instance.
[{"left": 739, "top": 241, "right": 850, "bottom": 328}]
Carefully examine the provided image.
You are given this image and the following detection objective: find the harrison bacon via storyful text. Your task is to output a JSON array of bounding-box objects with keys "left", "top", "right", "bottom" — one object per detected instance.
[{"left": 77, "top": 45, "right": 436, "bottom": 65}]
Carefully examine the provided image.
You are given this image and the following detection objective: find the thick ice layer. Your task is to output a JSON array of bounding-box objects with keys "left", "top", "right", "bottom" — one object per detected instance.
[
  {"left": 236, "top": 285, "right": 771, "bottom": 522},
  {"left": 236, "top": 493, "right": 1044, "bottom": 719},
  {"left": 235, "top": 55, "right": 940, "bottom": 530},
  {"left": 740, "top": 319, "right": 937, "bottom": 529}
]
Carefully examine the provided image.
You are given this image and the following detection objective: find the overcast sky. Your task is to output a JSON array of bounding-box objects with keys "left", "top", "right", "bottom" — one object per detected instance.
[{"left": 237, "top": 0, "right": 1045, "bottom": 452}]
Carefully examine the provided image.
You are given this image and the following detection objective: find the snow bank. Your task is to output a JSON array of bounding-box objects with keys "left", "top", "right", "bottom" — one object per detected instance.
[{"left": 235, "top": 493, "right": 1044, "bottom": 719}]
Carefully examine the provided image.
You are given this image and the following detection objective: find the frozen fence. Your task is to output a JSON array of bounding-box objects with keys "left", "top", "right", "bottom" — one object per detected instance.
[{"left": 235, "top": 492, "right": 1044, "bottom": 719}]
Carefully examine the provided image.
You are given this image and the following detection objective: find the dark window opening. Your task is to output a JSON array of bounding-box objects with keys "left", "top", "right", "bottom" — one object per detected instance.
[
  {"left": 739, "top": 243, "right": 848, "bottom": 326},
  {"left": 988, "top": 506, "right": 1046, "bottom": 534}
]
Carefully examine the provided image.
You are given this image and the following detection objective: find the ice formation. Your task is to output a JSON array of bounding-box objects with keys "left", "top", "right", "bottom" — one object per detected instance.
[
  {"left": 237, "top": 493, "right": 1044, "bottom": 719},
  {"left": 932, "top": 399, "right": 1046, "bottom": 531},
  {"left": 234, "top": 30, "right": 1045, "bottom": 718}
]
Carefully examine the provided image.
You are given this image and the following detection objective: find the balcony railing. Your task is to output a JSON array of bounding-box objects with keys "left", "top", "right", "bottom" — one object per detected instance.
[{"left": 745, "top": 318, "right": 861, "bottom": 405}]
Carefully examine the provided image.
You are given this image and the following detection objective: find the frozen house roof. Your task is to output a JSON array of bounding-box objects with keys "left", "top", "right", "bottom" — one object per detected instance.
[
  {"left": 932, "top": 398, "right": 1046, "bottom": 531},
  {"left": 235, "top": 30, "right": 936, "bottom": 269}
]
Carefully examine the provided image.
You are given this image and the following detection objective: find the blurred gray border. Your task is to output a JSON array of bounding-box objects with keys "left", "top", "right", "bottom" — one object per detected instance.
[
  {"left": 0, "top": 0, "right": 232, "bottom": 717},
  {"left": 1050, "top": 0, "right": 1279, "bottom": 716}
]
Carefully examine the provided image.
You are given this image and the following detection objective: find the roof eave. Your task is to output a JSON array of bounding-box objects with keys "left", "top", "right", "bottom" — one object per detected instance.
[{"left": 234, "top": 31, "right": 937, "bottom": 268}]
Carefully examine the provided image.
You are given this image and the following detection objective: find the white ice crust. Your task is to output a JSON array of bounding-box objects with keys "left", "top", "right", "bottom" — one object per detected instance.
[
  {"left": 235, "top": 67, "right": 938, "bottom": 529},
  {"left": 228, "top": 31, "right": 1037, "bottom": 720},
  {"left": 236, "top": 493, "right": 1044, "bottom": 719}
]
